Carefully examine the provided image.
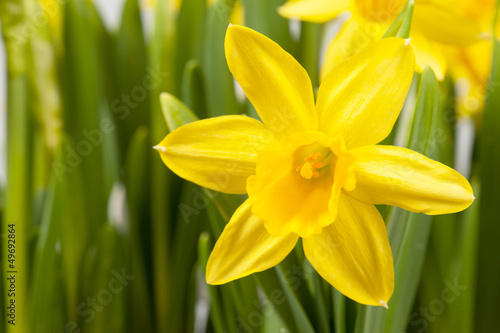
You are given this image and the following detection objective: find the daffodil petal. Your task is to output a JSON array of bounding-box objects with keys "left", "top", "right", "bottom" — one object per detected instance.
[
  {"left": 206, "top": 200, "right": 299, "bottom": 284},
  {"left": 303, "top": 192, "right": 393, "bottom": 306},
  {"left": 156, "top": 115, "right": 275, "bottom": 194},
  {"left": 412, "top": 2, "right": 483, "bottom": 46},
  {"left": 278, "top": 0, "right": 350, "bottom": 23},
  {"left": 411, "top": 33, "right": 447, "bottom": 81},
  {"left": 320, "top": 18, "right": 386, "bottom": 80},
  {"left": 348, "top": 145, "right": 474, "bottom": 214},
  {"left": 225, "top": 25, "right": 318, "bottom": 137},
  {"left": 316, "top": 37, "right": 415, "bottom": 148}
]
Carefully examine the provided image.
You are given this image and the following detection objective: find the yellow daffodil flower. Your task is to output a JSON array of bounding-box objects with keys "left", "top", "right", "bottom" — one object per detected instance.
[
  {"left": 154, "top": 25, "right": 474, "bottom": 306},
  {"left": 279, "top": 0, "right": 486, "bottom": 82},
  {"left": 438, "top": 0, "right": 497, "bottom": 118}
]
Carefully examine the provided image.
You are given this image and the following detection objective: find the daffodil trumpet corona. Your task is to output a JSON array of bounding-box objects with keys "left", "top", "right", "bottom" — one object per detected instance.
[{"left": 155, "top": 25, "right": 474, "bottom": 307}]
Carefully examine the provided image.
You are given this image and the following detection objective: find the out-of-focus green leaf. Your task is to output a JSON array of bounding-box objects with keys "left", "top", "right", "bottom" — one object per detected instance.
[
  {"left": 198, "top": 232, "right": 227, "bottom": 333},
  {"left": 63, "top": 0, "right": 106, "bottom": 233},
  {"left": 160, "top": 92, "right": 199, "bottom": 131},
  {"left": 476, "top": 36, "right": 500, "bottom": 332},
  {"left": 298, "top": 22, "right": 322, "bottom": 88},
  {"left": 80, "top": 223, "right": 126, "bottom": 333},
  {"left": 446, "top": 178, "right": 479, "bottom": 333},
  {"left": 0, "top": 2, "right": 31, "bottom": 331},
  {"left": 333, "top": 289, "right": 346, "bottom": 333},
  {"left": 148, "top": 1, "right": 177, "bottom": 331},
  {"left": 116, "top": 0, "right": 150, "bottom": 152},
  {"left": 167, "top": 180, "right": 209, "bottom": 332},
  {"left": 242, "top": 0, "right": 294, "bottom": 52},
  {"left": 312, "top": 269, "right": 330, "bottom": 333},
  {"left": 125, "top": 127, "right": 154, "bottom": 332},
  {"left": 55, "top": 137, "right": 90, "bottom": 322},
  {"left": 383, "top": 0, "right": 414, "bottom": 39},
  {"left": 175, "top": 0, "right": 206, "bottom": 87},
  {"left": 28, "top": 183, "right": 66, "bottom": 333},
  {"left": 181, "top": 59, "right": 207, "bottom": 118},
  {"left": 201, "top": 0, "right": 241, "bottom": 117}
]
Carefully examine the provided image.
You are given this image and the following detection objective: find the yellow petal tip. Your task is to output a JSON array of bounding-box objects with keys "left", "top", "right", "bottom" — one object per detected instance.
[
  {"left": 404, "top": 38, "right": 411, "bottom": 46},
  {"left": 379, "top": 300, "right": 389, "bottom": 309},
  {"left": 205, "top": 268, "right": 219, "bottom": 285},
  {"left": 153, "top": 145, "right": 167, "bottom": 153}
]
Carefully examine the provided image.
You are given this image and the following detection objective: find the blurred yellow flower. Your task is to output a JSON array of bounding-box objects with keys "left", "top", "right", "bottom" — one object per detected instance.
[
  {"left": 279, "top": 0, "right": 486, "bottom": 84},
  {"left": 154, "top": 26, "right": 473, "bottom": 306},
  {"left": 438, "top": 0, "right": 497, "bottom": 118}
]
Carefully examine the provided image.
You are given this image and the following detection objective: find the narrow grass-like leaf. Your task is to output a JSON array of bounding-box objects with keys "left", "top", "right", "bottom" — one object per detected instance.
[
  {"left": 0, "top": 3, "right": 30, "bottom": 331},
  {"left": 333, "top": 289, "right": 346, "bottom": 333},
  {"left": 198, "top": 232, "right": 227, "bottom": 333},
  {"left": 445, "top": 178, "right": 479, "bottom": 333},
  {"left": 181, "top": 59, "right": 207, "bottom": 118},
  {"left": 55, "top": 138, "right": 90, "bottom": 322},
  {"left": 167, "top": 180, "right": 210, "bottom": 332},
  {"left": 383, "top": 0, "right": 414, "bottom": 39},
  {"left": 160, "top": 92, "right": 198, "bottom": 131},
  {"left": 175, "top": 0, "right": 206, "bottom": 87},
  {"left": 242, "top": 0, "right": 295, "bottom": 52},
  {"left": 254, "top": 269, "right": 298, "bottom": 333},
  {"left": 297, "top": 22, "right": 323, "bottom": 88},
  {"left": 275, "top": 264, "right": 316, "bottom": 333},
  {"left": 476, "top": 33, "right": 500, "bottom": 332},
  {"left": 63, "top": 0, "right": 106, "bottom": 234},
  {"left": 125, "top": 127, "right": 154, "bottom": 332},
  {"left": 312, "top": 270, "right": 330, "bottom": 333},
  {"left": 28, "top": 183, "right": 66, "bottom": 333},
  {"left": 80, "top": 223, "right": 126, "bottom": 333},
  {"left": 116, "top": 0, "right": 150, "bottom": 152},
  {"left": 201, "top": 0, "right": 241, "bottom": 117},
  {"left": 148, "top": 2, "right": 178, "bottom": 330}
]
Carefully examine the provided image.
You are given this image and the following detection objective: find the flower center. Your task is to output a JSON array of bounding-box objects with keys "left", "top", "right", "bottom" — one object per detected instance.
[{"left": 296, "top": 148, "right": 335, "bottom": 180}]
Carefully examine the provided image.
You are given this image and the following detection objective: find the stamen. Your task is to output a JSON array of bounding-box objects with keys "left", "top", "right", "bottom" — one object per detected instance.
[
  {"left": 296, "top": 148, "right": 333, "bottom": 180},
  {"left": 298, "top": 162, "right": 315, "bottom": 179}
]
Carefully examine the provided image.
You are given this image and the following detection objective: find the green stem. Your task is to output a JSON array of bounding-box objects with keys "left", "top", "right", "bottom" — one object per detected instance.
[{"left": 0, "top": 1, "right": 30, "bottom": 332}]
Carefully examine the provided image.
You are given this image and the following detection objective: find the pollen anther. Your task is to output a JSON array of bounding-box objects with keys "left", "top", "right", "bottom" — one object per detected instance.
[{"left": 296, "top": 148, "right": 333, "bottom": 180}]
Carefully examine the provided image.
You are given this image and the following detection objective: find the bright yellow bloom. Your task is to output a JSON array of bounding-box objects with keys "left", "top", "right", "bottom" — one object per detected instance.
[
  {"left": 438, "top": 0, "right": 497, "bottom": 118},
  {"left": 155, "top": 25, "right": 473, "bottom": 306},
  {"left": 279, "top": 0, "right": 486, "bottom": 82}
]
